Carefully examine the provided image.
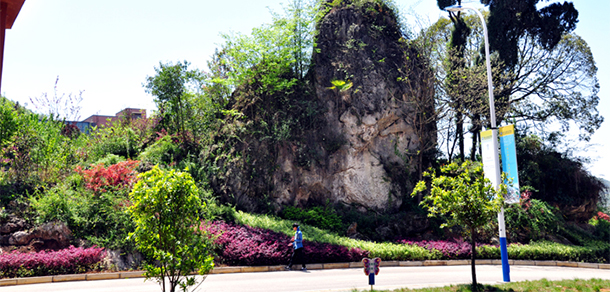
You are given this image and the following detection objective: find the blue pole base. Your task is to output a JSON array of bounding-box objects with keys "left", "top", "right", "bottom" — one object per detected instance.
[
  {"left": 369, "top": 273, "right": 375, "bottom": 285},
  {"left": 500, "top": 237, "right": 510, "bottom": 282}
]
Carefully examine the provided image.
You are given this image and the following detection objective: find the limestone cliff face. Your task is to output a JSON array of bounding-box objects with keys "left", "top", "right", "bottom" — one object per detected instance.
[
  {"left": 210, "top": 1, "right": 435, "bottom": 214},
  {"left": 270, "top": 2, "right": 435, "bottom": 211}
]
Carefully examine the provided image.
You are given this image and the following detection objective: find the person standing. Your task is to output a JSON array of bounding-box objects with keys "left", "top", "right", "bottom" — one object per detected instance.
[{"left": 286, "top": 223, "right": 306, "bottom": 271}]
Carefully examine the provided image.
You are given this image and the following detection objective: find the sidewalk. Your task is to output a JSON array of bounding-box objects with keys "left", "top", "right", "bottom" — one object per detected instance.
[{"left": 1, "top": 259, "right": 608, "bottom": 287}]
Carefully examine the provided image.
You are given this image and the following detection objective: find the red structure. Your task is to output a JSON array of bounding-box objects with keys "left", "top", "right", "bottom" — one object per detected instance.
[{"left": 0, "top": 0, "right": 25, "bottom": 93}]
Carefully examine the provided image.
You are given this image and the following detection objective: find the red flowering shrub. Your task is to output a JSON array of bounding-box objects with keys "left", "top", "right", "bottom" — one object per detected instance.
[
  {"left": 75, "top": 160, "right": 139, "bottom": 194},
  {"left": 596, "top": 211, "right": 610, "bottom": 222},
  {"left": 205, "top": 222, "right": 368, "bottom": 266},
  {"left": 0, "top": 246, "right": 105, "bottom": 278}
]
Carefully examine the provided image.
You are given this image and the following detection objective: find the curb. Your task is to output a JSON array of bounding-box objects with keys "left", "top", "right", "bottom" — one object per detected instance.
[{"left": 1, "top": 259, "right": 608, "bottom": 287}]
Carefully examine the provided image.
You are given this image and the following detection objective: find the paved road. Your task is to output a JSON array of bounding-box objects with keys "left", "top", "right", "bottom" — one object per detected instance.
[{"left": 3, "top": 265, "right": 610, "bottom": 292}]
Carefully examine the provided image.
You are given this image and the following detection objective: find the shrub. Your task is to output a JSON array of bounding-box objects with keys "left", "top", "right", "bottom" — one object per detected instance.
[
  {"left": 0, "top": 246, "right": 105, "bottom": 278},
  {"left": 505, "top": 194, "right": 563, "bottom": 243},
  {"left": 595, "top": 211, "right": 610, "bottom": 222},
  {"left": 280, "top": 204, "right": 343, "bottom": 234},
  {"left": 29, "top": 184, "right": 85, "bottom": 225},
  {"left": 75, "top": 160, "right": 139, "bottom": 195},
  {"left": 138, "top": 135, "right": 179, "bottom": 167},
  {"left": 30, "top": 182, "right": 135, "bottom": 251},
  {"left": 233, "top": 211, "right": 430, "bottom": 261},
  {"left": 95, "top": 153, "right": 125, "bottom": 166},
  {"left": 205, "top": 221, "right": 368, "bottom": 266},
  {"left": 588, "top": 215, "right": 610, "bottom": 245},
  {"left": 233, "top": 211, "right": 610, "bottom": 263},
  {"left": 397, "top": 239, "right": 474, "bottom": 260},
  {"left": 88, "top": 117, "right": 154, "bottom": 161}
]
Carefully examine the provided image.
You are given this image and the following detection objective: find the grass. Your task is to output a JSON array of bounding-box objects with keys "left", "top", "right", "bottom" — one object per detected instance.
[
  {"left": 234, "top": 211, "right": 610, "bottom": 264},
  {"left": 363, "top": 278, "right": 610, "bottom": 291},
  {"left": 234, "top": 210, "right": 431, "bottom": 261}
]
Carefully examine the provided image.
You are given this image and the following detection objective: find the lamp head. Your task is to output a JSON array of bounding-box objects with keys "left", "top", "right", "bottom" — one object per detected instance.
[{"left": 445, "top": 5, "right": 465, "bottom": 12}]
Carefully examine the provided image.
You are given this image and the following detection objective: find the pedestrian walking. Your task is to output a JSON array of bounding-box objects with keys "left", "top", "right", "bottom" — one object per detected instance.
[{"left": 286, "top": 223, "right": 306, "bottom": 271}]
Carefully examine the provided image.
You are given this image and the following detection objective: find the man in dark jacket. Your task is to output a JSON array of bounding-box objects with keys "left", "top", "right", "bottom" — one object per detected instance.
[{"left": 286, "top": 223, "right": 306, "bottom": 271}]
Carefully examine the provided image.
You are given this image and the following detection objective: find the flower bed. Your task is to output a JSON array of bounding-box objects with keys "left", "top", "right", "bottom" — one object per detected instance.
[
  {"left": 396, "top": 239, "right": 501, "bottom": 260},
  {"left": 206, "top": 221, "right": 368, "bottom": 266},
  {"left": 397, "top": 239, "right": 475, "bottom": 260},
  {"left": 0, "top": 246, "right": 105, "bottom": 278}
]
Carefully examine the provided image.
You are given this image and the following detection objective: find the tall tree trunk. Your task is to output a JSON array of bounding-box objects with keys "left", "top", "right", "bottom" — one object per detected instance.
[
  {"left": 457, "top": 112, "right": 464, "bottom": 161},
  {"left": 470, "top": 117, "right": 481, "bottom": 160},
  {"left": 470, "top": 225, "right": 478, "bottom": 292}
]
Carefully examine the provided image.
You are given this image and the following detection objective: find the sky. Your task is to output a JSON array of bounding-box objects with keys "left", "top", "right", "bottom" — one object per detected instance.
[{"left": 2, "top": 0, "right": 608, "bottom": 178}]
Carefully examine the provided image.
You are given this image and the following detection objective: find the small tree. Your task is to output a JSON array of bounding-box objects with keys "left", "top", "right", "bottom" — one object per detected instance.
[
  {"left": 128, "top": 166, "right": 214, "bottom": 292},
  {"left": 411, "top": 160, "right": 505, "bottom": 292}
]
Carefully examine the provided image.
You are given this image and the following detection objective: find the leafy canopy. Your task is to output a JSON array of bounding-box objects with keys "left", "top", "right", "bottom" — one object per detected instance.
[
  {"left": 411, "top": 160, "right": 505, "bottom": 291},
  {"left": 128, "top": 166, "right": 214, "bottom": 292},
  {"left": 411, "top": 160, "right": 505, "bottom": 230}
]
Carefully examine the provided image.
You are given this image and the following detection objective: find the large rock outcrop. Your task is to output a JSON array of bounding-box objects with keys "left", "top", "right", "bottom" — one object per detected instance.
[{"left": 210, "top": 0, "right": 435, "bottom": 214}]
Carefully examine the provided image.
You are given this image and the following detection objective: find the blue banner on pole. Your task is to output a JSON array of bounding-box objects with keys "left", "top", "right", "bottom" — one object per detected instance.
[{"left": 499, "top": 125, "right": 520, "bottom": 204}]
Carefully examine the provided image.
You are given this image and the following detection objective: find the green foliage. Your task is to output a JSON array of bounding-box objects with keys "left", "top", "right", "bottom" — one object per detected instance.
[
  {"left": 505, "top": 197, "right": 563, "bottom": 243},
  {"left": 233, "top": 211, "right": 610, "bottom": 263},
  {"left": 411, "top": 161, "right": 505, "bottom": 230},
  {"left": 138, "top": 135, "right": 179, "bottom": 167},
  {"left": 411, "top": 160, "right": 506, "bottom": 290},
  {"left": 1, "top": 104, "right": 85, "bottom": 199},
  {"left": 145, "top": 61, "right": 202, "bottom": 136},
  {"left": 516, "top": 134, "right": 605, "bottom": 221},
  {"left": 508, "top": 240, "right": 609, "bottom": 263},
  {"left": 390, "top": 279, "right": 610, "bottom": 292},
  {"left": 95, "top": 153, "right": 126, "bottom": 166},
  {"left": 88, "top": 120, "right": 147, "bottom": 161},
  {"left": 327, "top": 79, "right": 353, "bottom": 92},
  {"left": 234, "top": 211, "right": 430, "bottom": 261},
  {"left": 280, "top": 204, "right": 344, "bottom": 233},
  {"left": 590, "top": 217, "right": 610, "bottom": 243},
  {"left": 319, "top": 0, "right": 406, "bottom": 34},
  {"left": 29, "top": 172, "right": 135, "bottom": 251},
  {"left": 29, "top": 183, "right": 84, "bottom": 225},
  {"left": 209, "top": 0, "right": 319, "bottom": 94},
  {"left": 128, "top": 166, "right": 214, "bottom": 292},
  {"left": 0, "top": 97, "right": 19, "bottom": 148}
]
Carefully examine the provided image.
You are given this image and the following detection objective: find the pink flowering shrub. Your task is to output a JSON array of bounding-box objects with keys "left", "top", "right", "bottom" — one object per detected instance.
[
  {"left": 0, "top": 246, "right": 105, "bottom": 278},
  {"left": 397, "top": 239, "right": 497, "bottom": 260},
  {"left": 205, "top": 221, "right": 368, "bottom": 266}
]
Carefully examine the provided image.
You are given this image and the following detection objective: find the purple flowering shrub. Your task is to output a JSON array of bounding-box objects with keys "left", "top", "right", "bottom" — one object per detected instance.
[
  {"left": 205, "top": 221, "right": 369, "bottom": 266},
  {"left": 0, "top": 246, "right": 105, "bottom": 278},
  {"left": 397, "top": 239, "right": 498, "bottom": 260}
]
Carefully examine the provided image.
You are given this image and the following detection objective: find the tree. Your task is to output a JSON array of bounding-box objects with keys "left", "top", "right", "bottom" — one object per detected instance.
[
  {"left": 504, "top": 33, "right": 602, "bottom": 141},
  {"left": 425, "top": 11, "right": 601, "bottom": 160},
  {"left": 411, "top": 161, "right": 505, "bottom": 291},
  {"left": 483, "top": 0, "right": 579, "bottom": 68},
  {"left": 437, "top": 0, "right": 472, "bottom": 161},
  {"left": 208, "top": 0, "right": 318, "bottom": 94},
  {"left": 516, "top": 133, "right": 605, "bottom": 221},
  {"left": 432, "top": 0, "right": 586, "bottom": 159},
  {"left": 128, "top": 166, "right": 215, "bottom": 292},
  {"left": 145, "top": 61, "right": 201, "bottom": 135}
]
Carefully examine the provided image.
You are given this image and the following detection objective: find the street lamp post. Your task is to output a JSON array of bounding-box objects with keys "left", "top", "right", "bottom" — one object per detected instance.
[{"left": 444, "top": 4, "right": 510, "bottom": 282}]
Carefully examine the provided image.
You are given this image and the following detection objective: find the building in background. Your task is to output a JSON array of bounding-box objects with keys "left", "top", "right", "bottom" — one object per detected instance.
[{"left": 68, "top": 108, "right": 146, "bottom": 134}]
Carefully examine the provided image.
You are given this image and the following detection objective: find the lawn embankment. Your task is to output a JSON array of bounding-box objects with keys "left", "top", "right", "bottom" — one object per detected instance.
[
  {"left": 381, "top": 278, "right": 610, "bottom": 292},
  {"left": 235, "top": 211, "right": 610, "bottom": 263}
]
